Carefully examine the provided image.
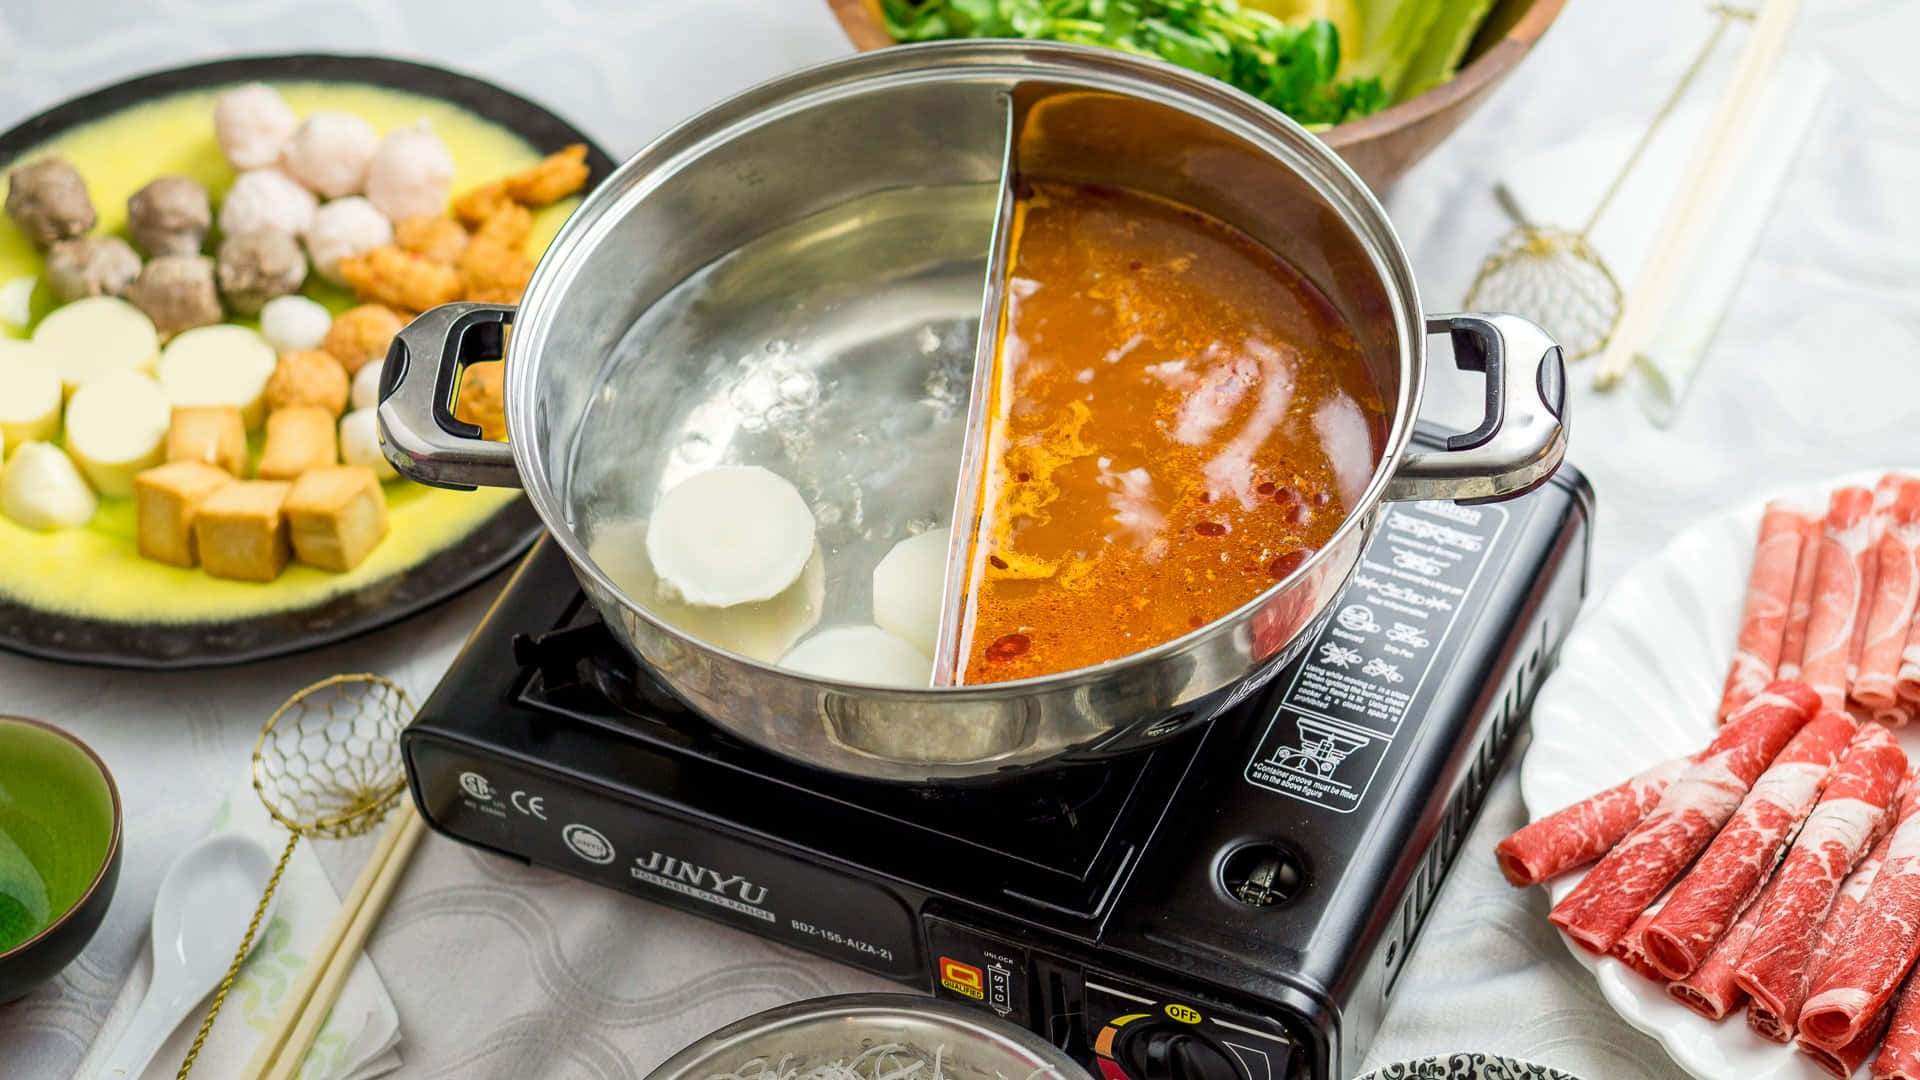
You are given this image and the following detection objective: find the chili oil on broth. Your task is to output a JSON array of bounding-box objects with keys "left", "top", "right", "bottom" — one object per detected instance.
[{"left": 953, "top": 180, "right": 1386, "bottom": 684}]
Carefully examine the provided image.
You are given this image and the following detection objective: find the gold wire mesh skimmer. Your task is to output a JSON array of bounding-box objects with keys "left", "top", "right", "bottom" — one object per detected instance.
[
  {"left": 175, "top": 674, "right": 414, "bottom": 1079},
  {"left": 1465, "top": 3, "right": 1751, "bottom": 362}
]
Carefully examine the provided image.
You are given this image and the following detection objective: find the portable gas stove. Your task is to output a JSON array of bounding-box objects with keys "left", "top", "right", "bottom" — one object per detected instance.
[{"left": 404, "top": 460, "right": 1592, "bottom": 1080}]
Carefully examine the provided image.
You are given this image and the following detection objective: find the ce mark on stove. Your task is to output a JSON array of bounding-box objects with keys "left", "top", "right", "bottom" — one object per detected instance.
[{"left": 510, "top": 789, "right": 548, "bottom": 821}]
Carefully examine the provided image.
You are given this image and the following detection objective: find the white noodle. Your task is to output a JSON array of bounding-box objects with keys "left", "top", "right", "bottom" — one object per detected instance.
[{"left": 706, "top": 1043, "right": 945, "bottom": 1080}]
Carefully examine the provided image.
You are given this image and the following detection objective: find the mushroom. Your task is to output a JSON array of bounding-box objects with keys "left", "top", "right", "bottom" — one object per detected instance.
[
  {"left": 125, "top": 255, "right": 222, "bottom": 338},
  {"left": 127, "top": 176, "right": 212, "bottom": 258},
  {"left": 5, "top": 156, "right": 95, "bottom": 249},
  {"left": 363, "top": 121, "right": 454, "bottom": 222},
  {"left": 305, "top": 196, "right": 393, "bottom": 283},
  {"left": 218, "top": 169, "right": 317, "bottom": 240},
  {"left": 216, "top": 229, "right": 307, "bottom": 315},
  {"left": 213, "top": 83, "right": 298, "bottom": 171},
  {"left": 44, "top": 237, "right": 141, "bottom": 302},
  {"left": 282, "top": 112, "right": 380, "bottom": 199}
]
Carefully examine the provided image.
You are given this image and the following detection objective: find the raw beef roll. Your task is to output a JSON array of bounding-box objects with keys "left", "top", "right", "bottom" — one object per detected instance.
[
  {"left": 1670, "top": 869, "right": 1782, "bottom": 1019},
  {"left": 1738, "top": 727, "right": 1908, "bottom": 1041},
  {"left": 1781, "top": 514, "right": 1827, "bottom": 681},
  {"left": 1856, "top": 477, "right": 1920, "bottom": 712},
  {"left": 1550, "top": 682, "right": 1821, "bottom": 953},
  {"left": 1801, "top": 781, "right": 1920, "bottom": 1050},
  {"left": 1723, "top": 502, "right": 1818, "bottom": 719},
  {"left": 1644, "top": 709, "right": 1857, "bottom": 979},
  {"left": 1801, "top": 487, "right": 1878, "bottom": 711},
  {"left": 1495, "top": 753, "right": 1694, "bottom": 886},
  {"left": 1873, "top": 967, "right": 1920, "bottom": 1078}
]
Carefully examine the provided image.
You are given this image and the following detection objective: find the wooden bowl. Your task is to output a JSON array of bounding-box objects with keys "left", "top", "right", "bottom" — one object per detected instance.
[{"left": 825, "top": 0, "right": 1567, "bottom": 191}]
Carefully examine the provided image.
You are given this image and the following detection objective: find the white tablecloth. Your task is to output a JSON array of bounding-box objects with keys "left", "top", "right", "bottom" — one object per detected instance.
[{"left": 2, "top": 1, "right": 1915, "bottom": 1077}]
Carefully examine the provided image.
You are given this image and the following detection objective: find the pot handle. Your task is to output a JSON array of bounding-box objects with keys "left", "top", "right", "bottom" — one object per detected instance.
[
  {"left": 1385, "top": 312, "right": 1568, "bottom": 503},
  {"left": 376, "top": 302, "right": 524, "bottom": 491}
]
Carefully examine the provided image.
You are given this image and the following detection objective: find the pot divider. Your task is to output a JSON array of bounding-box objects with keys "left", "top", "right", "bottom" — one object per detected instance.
[{"left": 929, "top": 90, "right": 1017, "bottom": 689}]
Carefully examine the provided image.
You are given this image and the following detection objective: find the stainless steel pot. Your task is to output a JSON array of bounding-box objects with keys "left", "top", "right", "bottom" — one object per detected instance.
[
  {"left": 642, "top": 993, "right": 1087, "bottom": 1080},
  {"left": 379, "top": 41, "right": 1567, "bottom": 783}
]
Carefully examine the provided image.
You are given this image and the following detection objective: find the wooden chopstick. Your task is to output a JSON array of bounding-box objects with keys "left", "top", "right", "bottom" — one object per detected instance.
[
  {"left": 244, "top": 801, "right": 426, "bottom": 1080},
  {"left": 1593, "top": 0, "right": 1804, "bottom": 389}
]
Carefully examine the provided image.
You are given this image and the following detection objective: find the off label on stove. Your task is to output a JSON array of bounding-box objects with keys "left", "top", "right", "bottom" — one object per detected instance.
[{"left": 1245, "top": 501, "right": 1509, "bottom": 813}]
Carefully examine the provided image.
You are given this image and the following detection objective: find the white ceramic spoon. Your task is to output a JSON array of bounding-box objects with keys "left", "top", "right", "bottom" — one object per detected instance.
[{"left": 96, "top": 832, "right": 279, "bottom": 1079}]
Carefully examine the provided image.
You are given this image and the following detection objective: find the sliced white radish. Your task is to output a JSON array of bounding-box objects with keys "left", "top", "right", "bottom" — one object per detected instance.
[
  {"left": 0, "top": 276, "right": 35, "bottom": 329},
  {"left": 780, "top": 625, "right": 933, "bottom": 687},
  {"left": 872, "top": 527, "right": 951, "bottom": 658},
  {"left": 645, "top": 465, "right": 816, "bottom": 608},
  {"left": 63, "top": 370, "right": 170, "bottom": 497},
  {"left": 0, "top": 339, "right": 62, "bottom": 456},
  {"left": 589, "top": 518, "right": 824, "bottom": 663},
  {"left": 31, "top": 296, "right": 160, "bottom": 392},
  {"left": 0, "top": 441, "right": 97, "bottom": 530},
  {"left": 338, "top": 407, "right": 398, "bottom": 480},
  {"left": 156, "top": 324, "right": 277, "bottom": 430},
  {"left": 349, "top": 360, "right": 383, "bottom": 411}
]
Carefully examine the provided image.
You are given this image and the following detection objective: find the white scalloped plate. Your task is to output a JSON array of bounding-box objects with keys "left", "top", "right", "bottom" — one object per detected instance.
[{"left": 1523, "top": 468, "right": 1920, "bottom": 1080}]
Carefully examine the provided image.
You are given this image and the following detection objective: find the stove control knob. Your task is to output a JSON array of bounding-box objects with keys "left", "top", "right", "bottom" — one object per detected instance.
[{"left": 1115, "top": 1024, "right": 1245, "bottom": 1080}]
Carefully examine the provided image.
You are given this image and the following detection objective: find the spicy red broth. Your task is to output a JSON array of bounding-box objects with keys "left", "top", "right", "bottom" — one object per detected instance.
[{"left": 952, "top": 180, "right": 1386, "bottom": 683}]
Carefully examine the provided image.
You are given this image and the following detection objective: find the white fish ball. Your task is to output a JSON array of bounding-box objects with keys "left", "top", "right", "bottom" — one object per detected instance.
[
  {"left": 281, "top": 112, "right": 380, "bottom": 199},
  {"left": 218, "top": 168, "right": 317, "bottom": 239},
  {"left": 363, "top": 120, "right": 455, "bottom": 222},
  {"left": 259, "top": 295, "right": 333, "bottom": 353},
  {"left": 306, "top": 196, "right": 393, "bottom": 283},
  {"left": 213, "top": 83, "right": 297, "bottom": 170}
]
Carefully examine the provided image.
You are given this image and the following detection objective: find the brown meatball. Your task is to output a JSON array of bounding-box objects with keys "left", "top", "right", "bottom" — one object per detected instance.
[
  {"left": 322, "top": 303, "right": 406, "bottom": 376},
  {"left": 127, "top": 176, "right": 212, "bottom": 257},
  {"left": 216, "top": 229, "right": 307, "bottom": 315},
  {"left": 5, "top": 156, "right": 95, "bottom": 248},
  {"left": 45, "top": 236, "right": 141, "bottom": 301},
  {"left": 125, "top": 255, "right": 222, "bottom": 338}
]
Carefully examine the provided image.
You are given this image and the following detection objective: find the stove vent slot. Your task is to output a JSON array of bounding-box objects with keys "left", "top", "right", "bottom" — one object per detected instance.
[{"left": 1384, "top": 637, "right": 1540, "bottom": 998}]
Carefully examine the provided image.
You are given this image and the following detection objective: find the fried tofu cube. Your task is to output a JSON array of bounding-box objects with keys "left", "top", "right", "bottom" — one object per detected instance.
[
  {"left": 264, "top": 349, "right": 350, "bottom": 416},
  {"left": 134, "top": 461, "right": 233, "bottom": 567},
  {"left": 256, "top": 406, "right": 337, "bottom": 480},
  {"left": 337, "top": 246, "right": 463, "bottom": 313},
  {"left": 394, "top": 214, "right": 468, "bottom": 265},
  {"left": 193, "top": 480, "right": 291, "bottom": 581},
  {"left": 454, "top": 360, "right": 507, "bottom": 441},
  {"left": 284, "top": 466, "right": 389, "bottom": 572},
  {"left": 503, "top": 144, "right": 590, "bottom": 206},
  {"left": 166, "top": 405, "right": 249, "bottom": 478}
]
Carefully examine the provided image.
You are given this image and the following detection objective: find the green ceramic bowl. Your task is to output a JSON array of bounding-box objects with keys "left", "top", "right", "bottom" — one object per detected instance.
[{"left": 0, "top": 715, "right": 121, "bottom": 1003}]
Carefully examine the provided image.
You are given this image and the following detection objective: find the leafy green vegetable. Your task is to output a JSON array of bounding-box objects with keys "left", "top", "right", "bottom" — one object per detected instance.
[
  {"left": 881, "top": 0, "right": 1390, "bottom": 126},
  {"left": 1341, "top": 0, "right": 1442, "bottom": 93},
  {"left": 1392, "top": 0, "right": 1496, "bottom": 100}
]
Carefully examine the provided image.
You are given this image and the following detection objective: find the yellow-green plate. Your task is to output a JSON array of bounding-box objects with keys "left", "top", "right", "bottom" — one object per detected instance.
[{"left": 0, "top": 54, "right": 614, "bottom": 669}]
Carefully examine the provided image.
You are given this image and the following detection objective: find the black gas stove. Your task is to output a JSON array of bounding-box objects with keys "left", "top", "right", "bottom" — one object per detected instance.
[{"left": 403, "top": 464, "right": 1592, "bottom": 1080}]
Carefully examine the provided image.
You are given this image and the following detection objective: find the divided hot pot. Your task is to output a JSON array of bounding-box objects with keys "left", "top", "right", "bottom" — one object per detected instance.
[{"left": 378, "top": 41, "right": 1567, "bottom": 783}]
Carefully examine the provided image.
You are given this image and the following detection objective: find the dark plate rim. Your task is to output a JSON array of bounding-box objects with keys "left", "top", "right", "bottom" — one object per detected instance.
[{"left": 0, "top": 52, "right": 615, "bottom": 670}]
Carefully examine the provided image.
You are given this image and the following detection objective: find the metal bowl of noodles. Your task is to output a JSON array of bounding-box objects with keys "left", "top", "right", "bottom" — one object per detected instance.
[{"left": 644, "top": 995, "right": 1088, "bottom": 1080}]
